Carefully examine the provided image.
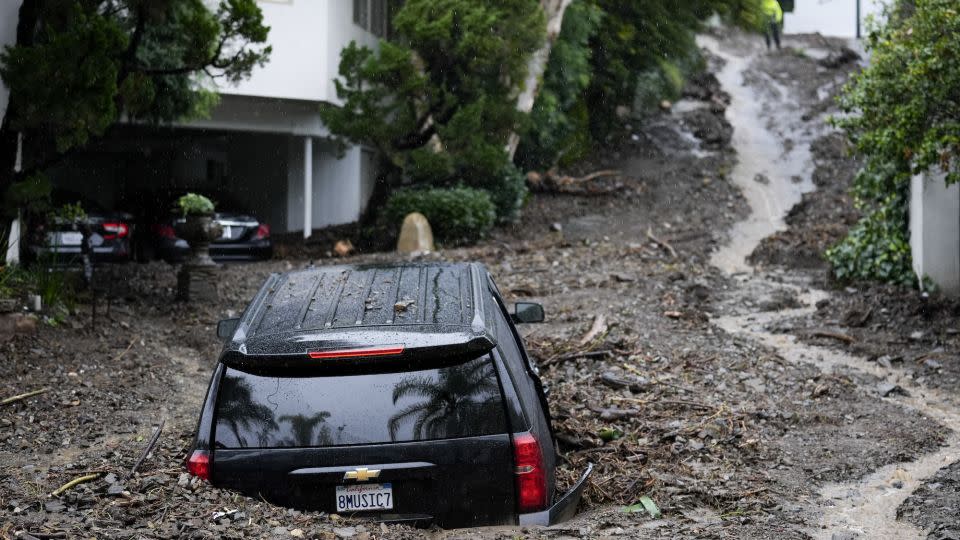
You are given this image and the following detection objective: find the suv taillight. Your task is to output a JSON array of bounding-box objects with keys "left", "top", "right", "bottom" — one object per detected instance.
[
  {"left": 186, "top": 450, "right": 211, "bottom": 481},
  {"left": 513, "top": 432, "right": 547, "bottom": 513},
  {"left": 253, "top": 223, "right": 270, "bottom": 240},
  {"left": 102, "top": 222, "right": 129, "bottom": 240}
]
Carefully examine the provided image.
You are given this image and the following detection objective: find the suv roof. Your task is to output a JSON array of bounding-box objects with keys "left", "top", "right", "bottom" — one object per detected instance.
[{"left": 221, "top": 262, "right": 499, "bottom": 366}]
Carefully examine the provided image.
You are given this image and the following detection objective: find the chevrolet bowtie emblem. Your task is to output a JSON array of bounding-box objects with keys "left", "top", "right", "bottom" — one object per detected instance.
[{"left": 343, "top": 467, "right": 381, "bottom": 482}]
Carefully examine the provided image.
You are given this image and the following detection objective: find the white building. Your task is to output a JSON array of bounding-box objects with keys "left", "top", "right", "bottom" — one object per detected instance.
[
  {"left": 1, "top": 0, "right": 388, "bottom": 238},
  {"left": 783, "top": 0, "right": 888, "bottom": 38}
]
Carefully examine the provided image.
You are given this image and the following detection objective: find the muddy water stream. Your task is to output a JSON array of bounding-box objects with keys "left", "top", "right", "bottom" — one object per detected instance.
[
  {"left": 699, "top": 35, "right": 816, "bottom": 274},
  {"left": 704, "top": 34, "right": 960, "bottom": 539}
]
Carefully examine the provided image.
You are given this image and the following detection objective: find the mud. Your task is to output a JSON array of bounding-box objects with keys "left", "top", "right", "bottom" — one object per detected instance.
[{"left": 2, "top": 29, "right": 958, "bottom": 540}]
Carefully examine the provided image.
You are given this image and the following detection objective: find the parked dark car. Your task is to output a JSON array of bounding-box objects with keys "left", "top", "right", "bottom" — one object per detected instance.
[
  {"left": 126, "top": 190, "right": 272, "bottom": 263},
  {"left": 186, "top": 262, "right": 592, "bottom": 528},
  {"left": 26, "top": 190, "right": 133, "bottom": 264}
]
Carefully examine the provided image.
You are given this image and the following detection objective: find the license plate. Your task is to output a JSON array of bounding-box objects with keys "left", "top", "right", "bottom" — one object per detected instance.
[
  {"left": 52, "top": 231, "right": 83, "bottom": 246},
  {"left": 335, "top": 483, "right": 393, "bottom": 512}
]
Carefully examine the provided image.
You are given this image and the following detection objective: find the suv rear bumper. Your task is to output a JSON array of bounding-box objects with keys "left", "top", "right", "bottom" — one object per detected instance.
[{"left": 519, "top": 463, "right": 593, "bottom": 526}]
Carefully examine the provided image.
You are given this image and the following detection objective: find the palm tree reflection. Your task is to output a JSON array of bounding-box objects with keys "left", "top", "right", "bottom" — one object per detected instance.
[
  {"left": 217, "top": 375, "right": 279, "bottom": 447},
  {"left": 279, "top": 412, "right": 333, "bottom": 446},
  {"left": 388, "top": 358, "right": 503, "bottom": 441}
]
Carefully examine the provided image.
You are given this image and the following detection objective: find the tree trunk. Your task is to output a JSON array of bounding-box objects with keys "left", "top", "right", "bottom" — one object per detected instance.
[
  {"left": 507, "top": 0, "right": 572, "bottom": 161},
  {"left": 0, "top": 0, "right": 40, "bottom": 200}
]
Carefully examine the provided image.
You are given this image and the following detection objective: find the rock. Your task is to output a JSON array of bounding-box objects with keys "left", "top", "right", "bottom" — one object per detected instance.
[
  {"left": 107, "top": 483, "right": 125, "bottom": 496},
  {"left": 877, "top": 355, "right": 893, "bottom": 369},
  {"left": 104, "top": 473, "right": 118, "bottom": 484},
  {"left": 291, "top": 529, "right": 305, "bottom": 538},
  {"left": 0, "top": 298, "right": 16, "bottom": 313},
  {"left": 526, "top": 171, "right": 543, "bottom": 188},
  {"left": 659, "top": 100, "right": 673, "bottom": 111},
  {"left": 892, "top": 480, "right": 904, "bottom": 489},
  {"left": 924, "top": 358, "right": 943, "bottom": 369},
  {"left": 878, "top": 382, "right": 910, "bottom": 397},
  {"left": 44, "top": 501, "right": 66, "bottom": 513},
  {"left": 550, "top": 222, "right": 563, "bottom": 233},
  {"left": 831, "top": 532, "right": 858, "bottom": 540},
  {"left": 754, "top": 173, "right": 770, "bottom": 184},
  {"left": 0, "top": 313, "right": 38, "bottom": 342},
  {"left": 333, "top": 239, "right": 354, "bottom": 257},
  {"left": 818, "top": 47, "right": 860, "bottom": 68},
  {"left": 334, "top": 527, "right": 357, "bottom": 538},
  {"left": 396, "top": 213, "right": 435, "bottom": 255},
  {"left": 611, "top": 272, "right": 637, "bottom": 283}
]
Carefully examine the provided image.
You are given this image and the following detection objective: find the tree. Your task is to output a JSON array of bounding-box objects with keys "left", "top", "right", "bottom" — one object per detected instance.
[
  {"left": 827, "top": 0, "right": 960, "bottom": 286},
  {"left": 319, "top": 0, "right": 545, "bottom": 222},
  {"left": 0, "top": 0, "right": 271, "bottom": 213},
  {"left": 279, "top": 412, "right": 333, "bottom": 447}
]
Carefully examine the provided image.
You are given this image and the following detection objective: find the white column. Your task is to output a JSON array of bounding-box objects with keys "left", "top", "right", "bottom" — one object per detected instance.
[
  {"left": 910, "top": 171, "right": 960, "bottom": 294},
  {"left": 303, "top": 136, "right": 313, "bottom": 240}
]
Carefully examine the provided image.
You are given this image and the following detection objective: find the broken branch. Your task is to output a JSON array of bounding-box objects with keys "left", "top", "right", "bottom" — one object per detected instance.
[
  {"left": 129, "top": 419, "right": 165, "bottom": 478},
  {"left": 578, "top": 314, "right": 608, "bottom": 346},
  {"left": 646, "top": 228, "right": 678, "bottom": 259},
  {"left": 809, "top": 330, "right": 856, "bottom": 344},
  {"left": 50, "top": 473, "right": 101, "bottom": 497},
  {"left": 1, "top": 388, "right": 48, "bottom": 406}
]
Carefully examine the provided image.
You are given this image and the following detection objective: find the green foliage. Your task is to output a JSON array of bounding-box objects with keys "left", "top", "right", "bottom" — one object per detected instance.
[
  {"left": 828, "top": 0, "right": 960, "bottom": 287},
  {"left": 516, "top": 0, "right": 603, "bottom": 171},
  {"left": 0, "top": 0, "right": 271, "bottom": 199},
  {"left": 835, "top": 0, "right": 960, "bottom": 185},
  {"left": 522, "top": 0, "right": 763, "bottom": 168},
  {"left": 583, "top": 0, "right": 764, "bottom": 140},
  {"left": 178, "top": 193, "right": 216, "bottom": 216},
  {"left": 826, "top": 159, "right": 915, "bottom": 286},
  {"left": 320, "top": 0, "right": 544, "bottom": 224},
  {"left": 384, "top": 187, "right": 496, "bottom": 246},
  {"left": 53, "top": 201, "right": 87, "bottom": 224},
  {"left": 3, "top": 174, "right": 52, "bottom": 219}
]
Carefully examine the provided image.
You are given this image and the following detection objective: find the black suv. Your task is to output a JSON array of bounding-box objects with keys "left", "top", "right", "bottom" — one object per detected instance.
[{"left": 187, "top": 262, "right": 592, "bottom": 528}]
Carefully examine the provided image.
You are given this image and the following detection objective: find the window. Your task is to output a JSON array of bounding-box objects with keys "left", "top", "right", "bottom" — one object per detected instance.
[
  {"left": 353, "top": 0, "right": 387, "bottom": 37},
  {"left": 214, "top": 357, "right": 508, "bottom": 448},
  {"left": 352, "top": 0, "right": 367, "bottom": 28}
]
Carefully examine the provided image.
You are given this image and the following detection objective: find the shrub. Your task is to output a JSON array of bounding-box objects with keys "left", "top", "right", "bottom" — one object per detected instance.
[
  {"left": 178, "top": 193, "right": 215, "bottom": 216},
  {"left": 384, "top": 187, "right": 496, "bottom": 246},
  {"left": 469, "top": 163, "right": 528, "bottom": 225},
  {"left": 825, "top": 191, "right": 914, "bottom": 287}
]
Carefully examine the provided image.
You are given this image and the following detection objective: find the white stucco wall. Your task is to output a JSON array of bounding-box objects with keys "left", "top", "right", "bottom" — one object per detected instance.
[
  {"left": 783, "top": 0, "right": 888, "bottom": 38},
  {"left": 221, "top": 0, "right": 380, "bottom": 104},
  {"left": 0, "top": 1, "right": 23, "bottom": 126},
  {"left": 286, "top": 137, "right": 366, "bottom": 233},
  {"left": 910, "top": 171, "right": 960, "bottom": 294}
]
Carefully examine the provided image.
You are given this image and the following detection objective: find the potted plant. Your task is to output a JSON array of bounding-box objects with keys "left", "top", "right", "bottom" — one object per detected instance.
[
  {"left": 174, "top": 193, "right": 221, "bottom": 267},
  {"left": 175, "top": 193, "right": 221, "bottom": 302}
]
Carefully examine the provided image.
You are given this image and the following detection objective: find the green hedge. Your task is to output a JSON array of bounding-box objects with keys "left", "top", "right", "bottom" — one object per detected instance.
[{"left": 384, "top": 186, "right": 496, "bottom": 246}]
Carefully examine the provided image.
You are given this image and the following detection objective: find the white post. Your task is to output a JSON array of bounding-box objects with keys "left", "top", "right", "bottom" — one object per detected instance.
[
  {"left": 303, "top": 136, "right": 313, "bottom": 240},
  {"left": 5, "top": 132, "right": 23, "bottom": 265}
]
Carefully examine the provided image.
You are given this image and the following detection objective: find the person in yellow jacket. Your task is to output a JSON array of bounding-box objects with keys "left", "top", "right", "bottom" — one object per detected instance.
[{"left": 762, "top": 0, "right": 784, "bottom": 50}]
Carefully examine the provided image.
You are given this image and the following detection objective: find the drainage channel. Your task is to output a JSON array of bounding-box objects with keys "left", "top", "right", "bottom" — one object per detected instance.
[{"left": 714, "top": 289, "right": 960, "bottom": 540}]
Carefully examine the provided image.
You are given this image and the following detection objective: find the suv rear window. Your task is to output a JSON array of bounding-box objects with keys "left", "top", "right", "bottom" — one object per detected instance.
[{"left": 214, "top": 356, "right": 508, "bottom": 448}]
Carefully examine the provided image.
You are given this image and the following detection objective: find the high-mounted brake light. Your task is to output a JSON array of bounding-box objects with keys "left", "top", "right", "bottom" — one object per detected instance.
[
  {"left": 101, "top": 222, "right": 129, "bottom": 240},
  {"left": 186, "top": 449, "right": 211, "bottom": 481},
  {"left": 308, "top": 345, "right": 405, "bottom": 360},
  {"left": 513, "top": 432, "right": 547, "bottom": 513}
]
